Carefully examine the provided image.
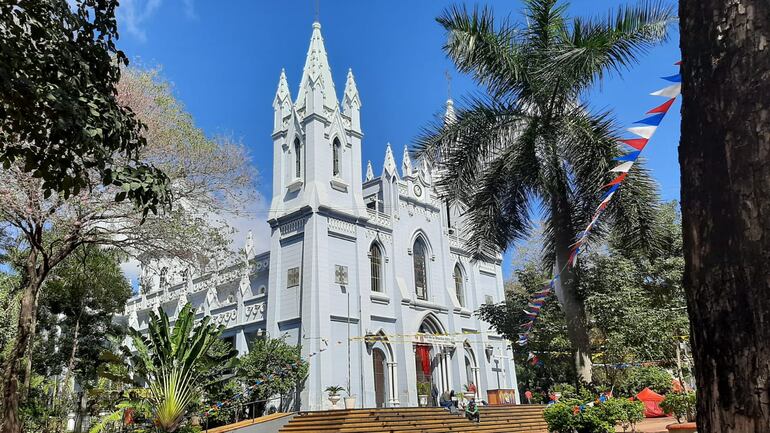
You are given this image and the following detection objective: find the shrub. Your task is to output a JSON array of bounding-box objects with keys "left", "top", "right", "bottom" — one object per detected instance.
[
  {"left": 617, "top": 366, "right": 673, "bottom": 395},
  {"left": 660, "top": 391, "right": 696, "bottom": 423},
  {"left": 598, "top": 398, "right": 644, "bottom": 432},
  {"left": 543, "top": 401, "right": 614, "bottom": 433}
]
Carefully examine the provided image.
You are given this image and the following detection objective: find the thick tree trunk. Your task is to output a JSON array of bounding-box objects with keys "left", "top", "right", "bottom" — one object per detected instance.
[
  {"left": 1, "top": 259, "right": 43, "bottom": 433},
  {"left": 551, "top": 194, "right": 593, "bottom": 383},
  {"left": 679, "top": 1, "right": 770, "bottom": 432}
]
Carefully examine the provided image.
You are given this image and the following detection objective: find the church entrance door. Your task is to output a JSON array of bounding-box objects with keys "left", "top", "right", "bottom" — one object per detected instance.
[{"left": 373, "top": 348, "right": 387, "bottom": 407}]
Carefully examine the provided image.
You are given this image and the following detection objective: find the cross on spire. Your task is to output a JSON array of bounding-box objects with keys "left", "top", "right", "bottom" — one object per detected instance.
[{"left": 445, "top": 70, "right": 452, "bottom": 100}]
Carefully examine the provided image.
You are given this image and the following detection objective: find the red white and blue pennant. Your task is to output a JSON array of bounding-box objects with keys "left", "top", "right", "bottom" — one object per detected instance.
[{"left": 517, "top": 64, "right": 681, "bottom": 347}]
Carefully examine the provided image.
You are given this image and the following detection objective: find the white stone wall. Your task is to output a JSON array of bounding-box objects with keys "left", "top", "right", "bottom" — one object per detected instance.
[{"left": 123, "top": 21, "right": 518, "bottom": 412}]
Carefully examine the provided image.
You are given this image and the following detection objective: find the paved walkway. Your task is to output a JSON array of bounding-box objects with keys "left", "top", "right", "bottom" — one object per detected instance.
[{"left": 616, "top": 416, "right": 676, "bottom": 433}]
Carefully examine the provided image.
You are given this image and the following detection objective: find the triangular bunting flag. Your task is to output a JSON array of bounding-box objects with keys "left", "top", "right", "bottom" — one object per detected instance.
[
  {"left": 675, "top": 60, "right": 682, "bottom": 65},
  {"left": 634, "top": 113, "right": 665, "bottom": 126},
  {"left": 615, "top": 151, "right": 641, "bottom": 162},
  {"left": 662, "top": 73, "right": 681, "bottom": 82},
  {"left": 651, "top": 83, "right": 681, "bottom": 98},
  {"left": 628, "top": 125, "right": 657, "bottom": 139},
  {"left": 619, "top": 138, "right": 649, "bottom": 150},
  {"left": 610, "top": 161, "right": 634, "bottom": 173},
  {"left": 604, "top": 173, "right": 627, "bottom": 187},
  {"left": 647, "top": 98, "right": 676, "bottom": 114},
  {"left": 600, "top": 184, "right": 620, "bottom": 200}
]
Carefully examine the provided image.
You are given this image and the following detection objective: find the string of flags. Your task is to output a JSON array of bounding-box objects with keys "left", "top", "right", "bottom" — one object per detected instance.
[
  {"left": 200, "top": 362, "right": 304, "bottom": 417},
  {"left": 517, "top": 63, "right": 682, "bottom": 349}
]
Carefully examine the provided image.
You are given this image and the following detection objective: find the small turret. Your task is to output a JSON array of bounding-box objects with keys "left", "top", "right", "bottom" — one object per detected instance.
[
  {"left": 273, "top": 69, "right": 292, "bottom": 132},
  {"left": 365, "top": 160, "right": 374, "bottom": 182},
  {"left": 383, "top": 143, "right": 397, "bottom": 177},
  {"left": 402, "top": 145, "right": 413, "bottom": 177},
  {"left": 343, "top": 68, "right": 361, "bottom": 132}
]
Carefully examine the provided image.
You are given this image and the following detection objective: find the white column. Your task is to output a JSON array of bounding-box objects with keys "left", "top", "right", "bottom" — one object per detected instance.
[
  {"left": 472, "top": 366, "right": 481, "bottom": 400},
  {"left": 387, "top": 362, "right": 400, "bottom": 406},
  {"left": 235, "top": 329, "right": 248, "bottom": 356}
]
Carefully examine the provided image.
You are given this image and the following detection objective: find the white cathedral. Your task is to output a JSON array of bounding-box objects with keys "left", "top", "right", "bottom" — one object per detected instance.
[{"left": 122, "top": 22, "right": 518, "bottom": 411}]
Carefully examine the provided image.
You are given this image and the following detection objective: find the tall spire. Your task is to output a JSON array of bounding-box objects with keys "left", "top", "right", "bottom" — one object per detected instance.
[{"left": 295, "top": 22, "right": 338, "bottom": 111}]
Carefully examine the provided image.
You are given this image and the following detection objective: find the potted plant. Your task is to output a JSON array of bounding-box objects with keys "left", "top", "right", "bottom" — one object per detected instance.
[
  {"left": 417, "top": 382, "right": 431, "bottom": 407},
  {"left": 325, "top": 385, "right": 345, "bottom": 409},
  {"left": 343, "top": 388, "right": 357, "bottom": 409},
  {"left": 660, "top": 391, "right": 697, "bottom": 433}
]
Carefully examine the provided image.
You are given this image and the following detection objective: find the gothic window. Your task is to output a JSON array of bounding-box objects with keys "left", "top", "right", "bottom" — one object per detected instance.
[
  {"left": 413, "top": 238, "right": 428, "bottom": 300},
  {"left": 370, "top": 243, "right": 383, "bottom": 293},
  {"left": 332, "top": 138, "right": 341, "bottom": 176},
  {"left": 454, "top": 264, "right": 465, "bottom": 307},
  {"left": 294, "top": 138, "right": 302, "bottom": 178}
]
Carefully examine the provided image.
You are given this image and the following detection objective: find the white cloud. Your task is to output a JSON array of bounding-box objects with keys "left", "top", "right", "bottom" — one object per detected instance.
[
  {"left": 182, "top": 0, "right": 197, "bottom": 20},
  {"left": 117, "top": 0, "right": 162, "bottom": 42}
]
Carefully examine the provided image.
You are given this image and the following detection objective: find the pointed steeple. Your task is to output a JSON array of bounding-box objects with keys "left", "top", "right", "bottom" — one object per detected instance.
[
  {"left": 343, "top": 68, "right": 361, "bottom": 131},
  {"left": 365, "top": 160, "right": 374, "bottom": 181},
  {"left": 402, "top": 145, "right": 412, "bottom": 177},
  {"left": 273, "top": 69, "right": 292, "bottom": 131},
  {"left": 274, "top": 68, "right": 291, "bottom": 105},
  {"left": 295, "top": 22, "right": 338, "bottom": 112},
  {"left": 444, "top": 98, "right": 456, "bottom": 124},
  {"left": 383, "top": 143, "right": 397, "bottom": 177}
]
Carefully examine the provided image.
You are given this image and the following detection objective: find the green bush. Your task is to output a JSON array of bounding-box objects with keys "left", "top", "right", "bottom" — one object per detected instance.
[
  {"left": 660, "top": 391, "right": 696, "bottom": 423},
  {"left": 617, "top": 366, "right": 673, "bottom": 395},
  {"left": 598, "top": 398, "right": 644, "bottom": 433},
  {"left": 543, "top": 401, "right": 614, "bottom": 433},
  {"left": 544, "top": 397, "right": 644, "bottom": 433}
]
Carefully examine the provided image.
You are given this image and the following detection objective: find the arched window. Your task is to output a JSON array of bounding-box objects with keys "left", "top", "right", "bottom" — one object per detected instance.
[
  {"left": 413, "top": 238, "right": 428, "bottom": 300},
  {"left": 332, "top": 138, "right": 341, "bottom": 176},
  {"left": 370, "top": 243, "right": 383, "bottom": 293},
  {"left": 294, "top": 138, "right": 302, "bottom": 178},
  {"left": 454, "top": 264, "right": 465, "bottom": 307}
]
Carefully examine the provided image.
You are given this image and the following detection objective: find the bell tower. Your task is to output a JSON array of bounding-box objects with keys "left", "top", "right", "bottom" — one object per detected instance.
[{"left": 269, "top": 21, "right": 365, "bottom": 220}]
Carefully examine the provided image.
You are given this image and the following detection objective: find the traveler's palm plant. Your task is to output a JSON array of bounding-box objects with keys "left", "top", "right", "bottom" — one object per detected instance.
[
  {"left": 417, "top": 0, "right": 675, "bottom": 380},
  {"left": 125, "top": 303, "right": 234, "bottom": 432}
]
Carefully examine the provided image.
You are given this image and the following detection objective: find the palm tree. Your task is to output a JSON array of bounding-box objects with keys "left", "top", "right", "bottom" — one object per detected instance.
[
  {"left": 417, "top": 0, "right": 675, "bottom": 382},
  {"left": 125, "top": 304, "right": 235, "bottom": 432}
]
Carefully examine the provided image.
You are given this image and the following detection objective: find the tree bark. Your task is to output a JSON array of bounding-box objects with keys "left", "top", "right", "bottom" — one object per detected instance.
[
  {"left": 679, "top": 1, "right": 770, "bottom": 432},
  {"left": 1, "top": 252, "right": 43, "bottom": 433},
  {"left": 552, "top": 193, "right": 593, "bottom": 383}
]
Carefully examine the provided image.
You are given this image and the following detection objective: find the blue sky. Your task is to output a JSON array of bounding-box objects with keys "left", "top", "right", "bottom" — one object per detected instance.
[{"left": 115, "top": 0, "right": 681, "bottom": 279}]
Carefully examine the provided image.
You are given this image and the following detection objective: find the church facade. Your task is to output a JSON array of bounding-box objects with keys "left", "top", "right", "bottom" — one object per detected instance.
[{"left": 123, "top": 22, "right": 518, "bottom": 411}]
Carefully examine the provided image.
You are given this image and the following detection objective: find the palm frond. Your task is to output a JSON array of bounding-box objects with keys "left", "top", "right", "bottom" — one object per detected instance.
[
  {"left": 605, "top": 160, "right": 662, "bottom": 256},
  {"left": 437, "top": 4, "right": 526, "bottom": 98},
  {"left": 415, "top": 96, "right": 532, "bottom": 201},
  {"left": 551, "top": 1, "right": 676, "bottom": 93}
]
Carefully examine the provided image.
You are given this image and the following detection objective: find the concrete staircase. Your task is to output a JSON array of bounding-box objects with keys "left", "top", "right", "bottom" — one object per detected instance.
[{"left": 276, "top": 405, "right": 548, "bottom": 433}]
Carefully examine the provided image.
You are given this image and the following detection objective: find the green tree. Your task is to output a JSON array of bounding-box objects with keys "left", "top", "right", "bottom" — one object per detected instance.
[
  {"left": 417, "top": 0, "right": 675, "bottom": 382},
  {"left": 30, "top": 245, "right": 131, "bottom": 432},
  {"left": 123, "top": 304, "right": 233, "bottom": 433},
  {"left": 480, "top": 203, "right": 688, "bottom": 393},
  {"left": 0, "top": 66, "right": 256, "bottom": 431},
  {"left": 0, "top": 0, "right": 169, "bottom": 209},
  {"left": 238, "top": 336, "right": 309, "bottom": 415}
]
